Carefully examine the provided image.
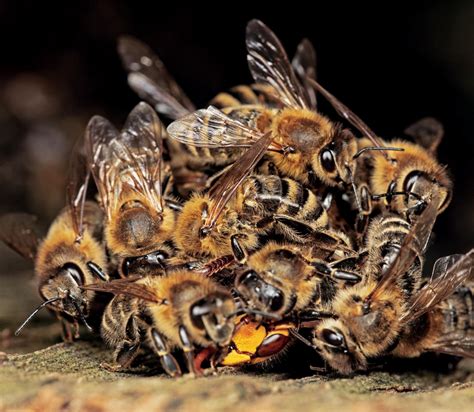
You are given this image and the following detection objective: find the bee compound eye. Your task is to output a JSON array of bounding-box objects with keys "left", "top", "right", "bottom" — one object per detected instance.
[
  {"left": 63, "top": 263, "right": 83, "bottom": 286},
  {"left": 320, "top": 149, "right": 336, "bottom": 173},
  {"left": 269, "top": 290, "right": 284, "bottom": 312},
  {"left": 404, "top": 171, "right": 422, "bottom": 193},
  {"left": 121, "top": 258, "right": 132, "bottom": 276},
  {"left": 321, "top": 328, "right": 345, "bottom": 347}
]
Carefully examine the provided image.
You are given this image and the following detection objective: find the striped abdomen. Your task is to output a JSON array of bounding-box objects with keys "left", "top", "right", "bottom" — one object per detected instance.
[
  {"left": 210, "top": 84, "right": 283, "bottom": 110},
  {"left": 238, "top": 175, "right": 327, "bottom": 228},
  {"left": 365, "top": 215, "right": 422, "bottom": 297},
  {"left": 436, "top": 281, "right": 474, "bottom": 345},
  {"left": 101, "top": 294, "right": 141, "bottom": 348}
]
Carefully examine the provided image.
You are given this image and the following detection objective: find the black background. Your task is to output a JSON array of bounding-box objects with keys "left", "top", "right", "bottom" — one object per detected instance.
[{"left": 0, "top": 1, "right": 472, "bottom": 263}]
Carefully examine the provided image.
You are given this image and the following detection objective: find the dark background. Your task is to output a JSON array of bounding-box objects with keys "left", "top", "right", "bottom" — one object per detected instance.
[{"left": 0, "top": 1, "right": 472, "bottom": 267}]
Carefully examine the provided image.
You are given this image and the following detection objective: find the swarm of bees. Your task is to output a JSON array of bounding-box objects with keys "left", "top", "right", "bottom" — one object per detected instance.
[{"left": 1, "top": 20, "right": 473, "bottom": 377}]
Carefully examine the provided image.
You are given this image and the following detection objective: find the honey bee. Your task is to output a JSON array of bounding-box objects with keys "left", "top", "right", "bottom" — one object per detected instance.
[
  {"left": 232, "top": 241, "right": 361, "bottom": 322},
  {"left": 174, "top": 131, "right": 351, "bottom": 259},
  {"left": 392, "top": 266, "right": 474, "bottom": 359},
  {"left": 215, "top": 239, "right": 361, "bottom": 368},
  {"left": 369, "top": 118, "right": 451, "bottom": 218},
  {"left": 0, "top": 148, "right": 109, "bottom": 340},
  {"left": 311, "top": 70, "right": 451, "bottom": 221},
  {"left": 310, "top": 197, "right": 473, "bottom": 374},
  {"left": 167, "top": 20, "right": 399, "bottom": 194},
  {"left": 85, "top": 102, "right": 177, "bottom": 277},
  {"left": 84, "top": 269, "right": 236, "bottom": 377}
]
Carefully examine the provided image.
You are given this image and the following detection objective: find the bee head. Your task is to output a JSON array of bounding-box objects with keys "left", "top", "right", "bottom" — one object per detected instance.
[
  {"left": 190, "top": 291, "right": 235, "bottom": 346},
  {"left": 400, "top": 171, "right": 452, "bottom": 217},
  {"left": 235, "top": 270, "right": 287, "bottom": 317},
  {"left": 39, "top": 263, "right": 88, "bottom": 318},
  {"left": 312, "top": 127, "right": 358, "bottom": 187},
  {"left": 312, "top": 318, "right": 367, "bottom": 375}
]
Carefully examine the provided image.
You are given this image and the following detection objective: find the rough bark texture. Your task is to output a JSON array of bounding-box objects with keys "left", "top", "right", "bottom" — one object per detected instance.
[{"left": 1, "top": 270, "right": 473, "bottom": 412}]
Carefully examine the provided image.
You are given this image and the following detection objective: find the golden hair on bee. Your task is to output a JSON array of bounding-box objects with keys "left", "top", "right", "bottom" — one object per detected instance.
[
  {"left": 174, "top": 193, "right": 259, "bottom": 258},
  {"left": 370, "top": 138, "right": 452, "bottom": 216},
  {"left": 92, "top": 268, "right": 236, "bottom": 376},
  {"left": 86, "top": 103, "right": 178, "bottom": 277}
]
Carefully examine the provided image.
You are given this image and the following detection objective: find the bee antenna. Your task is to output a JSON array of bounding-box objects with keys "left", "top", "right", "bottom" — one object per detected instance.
[
  {"left": 289, "top": 328, "right": 318, "bottom": 350},
  {"left": 70, "top": 297, "right": 93, "bottom": 332},
  {"left": 225, "top": 308, "right": 281, "bottom": 321},
  {"left": 15, "top": 297, "right": 61, "bottom": 336},
  {"left": 353, "top": 146, "right": 404, "bottom": 160}
]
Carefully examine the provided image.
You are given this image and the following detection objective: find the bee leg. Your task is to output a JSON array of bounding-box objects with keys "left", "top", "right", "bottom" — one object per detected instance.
[
  {"left": 59, "top": 316, "right": 74, "bottom": 343},
  {"left": 178, "top": 326, "right": 201, "bottom": 376},
  {"left": 273, "top": 214, "right": 315, "bottom": 238},
  {"left": 102, "top": 341, "right": 141, "bottom": 372},
  {"left": 355, "top": 184, "right": 372, "bottom": 237},
  {"left": 103, "top": 315, "right": 141, "bottom": 372},
  {"left": 150, "top": 328, "right": 182, "bottom": 377},
  {"left": 230, "top": 235, "right": 247, "bottom": 264}
]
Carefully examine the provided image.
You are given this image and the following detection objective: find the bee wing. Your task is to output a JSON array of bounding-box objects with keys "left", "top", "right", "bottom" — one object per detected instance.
[
  {"left": 167, "top": 105, "right": 284, "bottom": 152},
  {"left": 0, "top": 213, "right": 41, "bottom": 260},
  {"left": 428, "top": 327, "right": 474, "bottom": 358},
  {"left": 246, "top": 19, "right": 310, "bottom": 110},
  {"left": 118, "top": 35, "right": 195, "bottom": 120},
  {"left": 66, "top": 135, "right": 92, "bottom": 242},
  {"left": 292, "top": 38, "right": 318, "bottom": 110},
  {"left": 85, "top": 114, "right": 120, "bottom": 220},
  {"left": 404, "top": 117, "right": 444, "bottom": 154},
  {"left": 368, "top": 194, "right": 440, "bottom": 302},
  {"left": 82, "top": 278, "right": 160, "bottom": 303},
  {"left": 114, "top": 102, "right": 164, "bottom": 214},
  {"left": 204, "top": 132, "right": 274, "bottom": 229},
  {"left": 400, "top": 249, "right": 474, "bottom": 324}
]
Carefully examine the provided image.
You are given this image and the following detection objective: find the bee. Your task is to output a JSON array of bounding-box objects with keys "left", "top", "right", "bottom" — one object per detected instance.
[
  {"left": 391, "top": 257, "right": 474, "bottom": 360},
  {"left": 174, "top": 130, "right": 351, "bottom": 259},
  {"left": 84, "top": 268, "right": 236, "bottom": 377},
  {"left": 232, "top": 241, "right": 361, "bottom": 322},
  {"left": 86, "top": 102, "right": 178, "bottom": 278},
  {"left": 214, "top": 239, "right": 361, "bottom": 368},
  {"left": 0, "top": 138, "right": 109, "bottom": 339},
  {"left": 310, "top": 197, "right": 473, "bottom": 374},
  {"left": 167, "top": 20, "right": 399, "bottom": 194},
  {"left": 368, "top": 118, "right": 451, "bottom": 219}
]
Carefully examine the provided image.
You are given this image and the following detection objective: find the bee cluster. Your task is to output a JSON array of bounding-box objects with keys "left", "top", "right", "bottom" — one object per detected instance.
[{"left": 2, "top": 20, "right": 473, "bottom": 377}]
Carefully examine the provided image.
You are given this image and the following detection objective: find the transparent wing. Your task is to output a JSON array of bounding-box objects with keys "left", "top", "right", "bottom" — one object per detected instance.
[
  {"left": 203, "top": 132, "right": 274, "bottom": 230},
  {"left": 292, "top": 38, "right": 317, "bottom": 109},
  {"left": 401, "top": 249, "right": 474, "bottom": 323},
  {"left": 429, "top": 328, "right": 474, "bottom": 358},
  {"left": 246, "top": 19, "right": 310, "bottom": 110},
  {"left": 404, "top": 117, "right": 444, "bottom": 154},
  {"left": 0, "top": 213, "right": 41, "bottom": 260},
  {"left": 82, "top": 278, "right": 160, "bottom": 303},
  {"left": 112, "top": 102, "right": 164, "bottom": 214},
  {"left": 167, "top": 105, "right": 284, "bottom": 153},
  {"left": 85, "top": 114, "right": 120, "bottom": 220},
  {"left": 118, "top": 35, "right": 195, "bottom": 119},
  {"left": 66, "top": 135, "right": 92, "bottom": 242}
]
